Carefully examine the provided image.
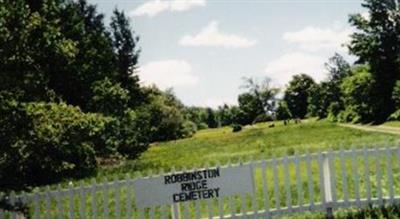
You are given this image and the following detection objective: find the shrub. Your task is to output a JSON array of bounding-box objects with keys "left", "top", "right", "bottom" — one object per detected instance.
[
  {"left": 181, "top": 121, "right": 197, "bottom": 138},
  {"left": 327, "top": 101, "right": 342, "bottom": 122},
  {"left": 0, "top": 100, "right": 108, "bottom": 190},
  {"left": 388, "top": 109, "right": 400, "bottom": 121},
  {"left": 197, "top": 122, "right": 208, "bottom": 130},
  {"left": 232, "top": 124, "right": 242, "bottom": 132}
]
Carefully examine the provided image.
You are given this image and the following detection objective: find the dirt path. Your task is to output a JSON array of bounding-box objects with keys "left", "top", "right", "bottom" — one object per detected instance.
[{"left": 339, "top": 123, "right": 400, "bottom": 135}]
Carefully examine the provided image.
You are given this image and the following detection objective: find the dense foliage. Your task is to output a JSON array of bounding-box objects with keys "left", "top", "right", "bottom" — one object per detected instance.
[{"left": 0, "top": 0, "right": 194, "bottom": 190}]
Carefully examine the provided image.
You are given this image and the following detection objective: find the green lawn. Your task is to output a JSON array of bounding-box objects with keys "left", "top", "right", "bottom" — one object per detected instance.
[
  {"left": 383, "top": 121, "right": 400, "bottom": 127},
  {"left": 96, "top": 119, "right": 398, "bottom": 181}
]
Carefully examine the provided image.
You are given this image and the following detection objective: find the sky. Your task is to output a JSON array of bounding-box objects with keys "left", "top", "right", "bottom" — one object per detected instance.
[{"left": 89, "top": 0, "right": 365, "bottom": 108}]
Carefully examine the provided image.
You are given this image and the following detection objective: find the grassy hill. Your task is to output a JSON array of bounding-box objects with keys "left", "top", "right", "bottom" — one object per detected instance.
[{"left": 97, "top": 119, "right": 399, "bottom": 181}]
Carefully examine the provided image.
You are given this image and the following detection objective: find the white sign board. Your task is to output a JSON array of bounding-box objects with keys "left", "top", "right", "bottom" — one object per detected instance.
[{"left": 134, "top": 164, "right": 253, "bottom": 209}]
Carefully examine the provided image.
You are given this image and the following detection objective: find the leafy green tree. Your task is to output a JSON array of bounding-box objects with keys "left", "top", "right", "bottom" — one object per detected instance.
[
  {"left": 142, "top": 86, "right": 192, "bottom": 141},
  {"left": 88, "top": 78, "right": 130, "bottom": 116},
  {"left": 241, "top": 77, "right": 279, "bottom": 114},
  {"left": 308, "top": 54, "right": 350, "bottom": 119},
  {"left": 217, "top": 104, "right": 233, "bottom": 126},
  {"left": 206, "top": 108, "right": 219, "bottom": 128},
  {"left": 349, "top": 0, "right": 400, "bottom": 122},
  {"left": 0, "top": 0, "right": 77, "bottom": 102},
  {"left": 284, "top": 74, "right": 316, "bottom": 119},
  {"left": 339, "top": 65, "right": 375, "bottom": 123},
  {"left": 238, "top": 92, "right": 264, "bottom": 125},
  {"left": 110, "top": 9, "right": 143, "bottom": 107},
  {"left": 276, "top": 101, "right": 292, "bottom": 120},
  {"left": 237, "top": 77, "right": 278, "bottom": 125},
  {"left": 0, "top": 99, "right": 108, "bottom": 190}
]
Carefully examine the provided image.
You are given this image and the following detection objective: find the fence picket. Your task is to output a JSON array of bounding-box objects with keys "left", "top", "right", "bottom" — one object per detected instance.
[
  {"left": 34, "top": 193, "right": 40, "bottom": 219},
  {"left": 294, "top": 154, "right": 303, "bottom": 209},
  {"left": 250, "top": 162, "right": 258, "bottom": 218},
  {"left": 161, "top": 204, "right": 168, "bottom": 219},
  {"left": 272, "top": 158, "right": 280, "bottom": 212},
  {"left": 183, "top": 201, "right": 190, "bottom": 219},
  {"left": 68, "top": 183, "right": 75, "bottom": 219},
  {"left": 91, "top": 180, "right": 98, "bottom": 219},
  {"left": 218, "top": 196, "right": 224, "bottom": 219},
  {"left": 283, "top": 156, "right": 292, "bottom": 212},
  {"left": 240, "top": 194, "right": 247, "bottom": 217},
  {"left": 363, "top": 148, "right": 371, "bottom": 202},
  {"left": 195, "top": 200, "right": 201, "bottom": 219},
  {"left": 125, "top": 178, "right": 132, "bottom": 219},
  {"left": 79, "top": 183, "right": 86, "bottom": 219},
  {"left": 261, "top": 160, "right": 270, "bottom": 218},
  {"left": 0, "top": 209, "right": 3, "bottom": 219},
  {"left": 328, "top": 150, "right": 337, "bottom": 203},
  {"left": 318, "top": 152, "right": 326, "bottom": 206},
  {"left": 340, "top": 149, "right": 349, "bottom": 205},
  {"left": 45, "top": 189, "right": 51, "bottom": 219},
  {"left": 56, "top": 185, "right": 63, "bottom": 219},
  {"left": 207, "top": 199, "right": 214, "bottom": 219},
  {"left": 229, "top": 196, "right": 235, "bottom": 218},
  {"left": 386, "top": 146, "right": 395, "bottom": 202},
  {"left": 375, "top": 148, "right": 383, "bottom": 205},
  {"left": 137, "top": 208, "right": 145, "bottom": 219},
  {"left": 103, "top": 182, "right": 109, "bottom": 219},
  {"left": 351, "top": 148, "right": 361, "bottom": 207},
  {"left": 115, "top": 181, "right": 121, "bottom": 219},
  {"left": 9, "top": 192, "right": 16, "bottom": 219},
  {"left": 306, "top": 152, "right": 314, "bottom": 209},
  {"left": 149, "top": 206, "right": 155, "bottom": 219}
]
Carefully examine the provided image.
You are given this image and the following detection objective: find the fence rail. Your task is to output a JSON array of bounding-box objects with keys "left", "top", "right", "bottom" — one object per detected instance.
[{"left": 2, "top": 146, "right": 400, "bottom": 218}]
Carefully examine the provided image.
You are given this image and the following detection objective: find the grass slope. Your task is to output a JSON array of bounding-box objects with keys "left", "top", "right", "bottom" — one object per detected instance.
[{"left": 99, "top": 120, "right": 398, "bottom": 180}]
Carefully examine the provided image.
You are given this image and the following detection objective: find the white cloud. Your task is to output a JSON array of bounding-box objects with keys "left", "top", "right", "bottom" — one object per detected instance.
[
  {"left": 130, "top": 0, "right": 205, "bottom": 17},
  {"left": 179, "top": 21, "right": 257, "bottom": 48},
  {"left": 283, "top": 25, "right": 352, "bottom": 52},
  {"left": 264, "top": 52, "right": 327, "bottom": 87},
  {"left": 138, "top": 60, "right": 199, "bottom": 89}
]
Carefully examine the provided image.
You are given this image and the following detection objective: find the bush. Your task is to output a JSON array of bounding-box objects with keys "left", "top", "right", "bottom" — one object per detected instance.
[
  {"left": 327, "top": 101, "right": 342, "bottom": 122},
  {"left": 181, "top": 121, "right": 197, "bottom": 138},
  {"left": 232, "top": 124, "right": 242, "bottom": 132},
  {"left": 388, "top": 109, "right": 400, "bottom": 121},
  {"left": 337, "top": 107, "right": 362, "bottom": 123},
  {"left": 0, "top": 101, "right": 108, "bottom": 190},
  {"left": 339, "top": 65, "right": 375, "bottom": 123},
  {"left": 197, "top": 122, "right": 208, "bottom": 130}
]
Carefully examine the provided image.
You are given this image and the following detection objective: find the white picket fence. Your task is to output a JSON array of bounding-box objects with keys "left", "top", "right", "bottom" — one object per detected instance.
[{"left": 2, "top": 146, "right": 400, "bottom": 218}]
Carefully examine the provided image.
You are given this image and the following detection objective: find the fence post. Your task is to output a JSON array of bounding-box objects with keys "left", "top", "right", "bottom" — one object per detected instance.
[{"left": 322, "top": 153, "right": 334, "bottom": 219}]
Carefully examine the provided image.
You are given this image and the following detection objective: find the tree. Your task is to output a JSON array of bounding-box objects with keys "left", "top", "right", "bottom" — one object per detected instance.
[
  {"left": 308, "top": 54, "right": 350, "bottom": 119},
  {"left": 206, "top": 108, "right": 219, "bottom": 128},
  {"left": 238, "top": 92, "right": 264, "bottom": 125},
  {"left": 325, "top": 53, "right": 351, "bottom": 83},
  {"left": 237, "top": 77, "right": 279, "bottom": 125},
  {"left": 284, "top": 74, "right": 316, "bottom": 119},
  {"left": 241, "top": 77, "right": 279, "bottom": 114},
  {"left": 349, "top": 0, "right": 400, "bottom": 122},
  {"left": 110, "top": 9, "right": 143, "bottom": 107},
  {"left": 88, "top": 78, "right": 130, "bottom": 116},
  {"left": 339, "top": 65, "right": 375, "bottom": 123}
]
